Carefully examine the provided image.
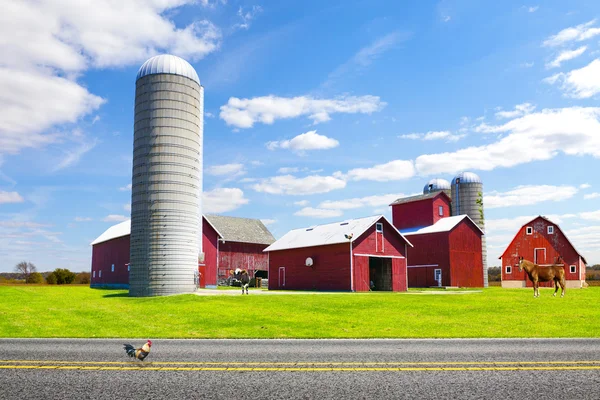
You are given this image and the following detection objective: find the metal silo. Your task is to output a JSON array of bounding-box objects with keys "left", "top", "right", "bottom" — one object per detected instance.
[
  {"left": 129, "top": 55, "right": 203, "bottom": 297},
  {"left": 451, "top": 172, "right": 487, "bottom": 287},
  {"left": 423, "top": 178, "right": 451, "bottom": 199}
]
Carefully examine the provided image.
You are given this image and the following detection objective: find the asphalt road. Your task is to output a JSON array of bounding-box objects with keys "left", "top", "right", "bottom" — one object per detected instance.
[{"left": 1, "top": 339, "right": 600, "bottom": 399}]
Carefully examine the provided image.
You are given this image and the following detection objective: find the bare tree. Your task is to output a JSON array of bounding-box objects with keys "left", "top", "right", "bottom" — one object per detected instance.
[{"left": 14, "top": 261, "right": 37, "bottom": 281}]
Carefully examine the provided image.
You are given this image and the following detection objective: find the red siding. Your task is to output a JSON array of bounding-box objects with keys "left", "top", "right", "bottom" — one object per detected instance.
[
  {"left": 202, "top": 218, "right": 218, "bottom": 287},
  {"left": 501, "top": 217, "right": 584, "bottom": 286},
  {"left": 448, "top": 221, "right": 484, "bottom": 287},
  {"left": 406, "top": 232, "right": 450, "bottom": 287},
  {"left": 268, "top": 217, "right": 408, "bottom": 292},
  {"left": 218, "top": 241, "right": 269, "bottom": 280},
  {"left": 392, "top": 193, "right": 451, "bottom": 231},
  {"left": 90, "top": 235, "right": 130, "bottom": 287}
]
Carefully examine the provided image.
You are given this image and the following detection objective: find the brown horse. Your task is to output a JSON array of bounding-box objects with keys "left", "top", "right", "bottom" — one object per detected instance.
[{"left": 517, "top": 256, "right": 566, "bottom": 298}]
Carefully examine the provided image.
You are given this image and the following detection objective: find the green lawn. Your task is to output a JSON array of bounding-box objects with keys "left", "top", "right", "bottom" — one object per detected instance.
[{"left": 0, "top": 285, "right": 598, "bottom": 338}]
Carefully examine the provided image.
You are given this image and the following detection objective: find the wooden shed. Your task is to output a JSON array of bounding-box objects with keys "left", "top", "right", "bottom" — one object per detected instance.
[
  {"left": 500, "top": 216, "right": 587, "bottom": 289},
  {"left": 390, "top": 192, "right": 451, "bottom": 231},
  {"left": 400, "top": 215, "right": 484, "bottom": 288},
  {"left": 264, "top": 215, "right": 413, "bottom": 292},
  {"left": 90, "top": 215, "right": 275, "bottom": 289}
]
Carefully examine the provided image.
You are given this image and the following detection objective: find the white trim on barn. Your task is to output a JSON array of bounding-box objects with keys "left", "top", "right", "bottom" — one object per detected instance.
[
  {"left": 354, "top": 253, "right": 405, "bottom": 259},
  {"left": 407, "top": 264, "right": 439, "bottom": 268}
]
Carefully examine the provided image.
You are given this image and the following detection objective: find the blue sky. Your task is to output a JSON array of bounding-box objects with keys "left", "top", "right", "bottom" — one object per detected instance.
[{"left": 1, "top": 0, "right": 600, "bottom": 273}]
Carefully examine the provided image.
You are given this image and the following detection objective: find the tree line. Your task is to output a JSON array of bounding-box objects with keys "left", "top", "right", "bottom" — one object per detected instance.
[{"left": 1, "top": 261, "right": 90, "bottom": 285}]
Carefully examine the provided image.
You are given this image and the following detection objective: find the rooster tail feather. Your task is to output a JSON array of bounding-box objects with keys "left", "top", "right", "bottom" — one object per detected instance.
[{"left": 123, "top": 344, "right": 136, "bottom": 357}]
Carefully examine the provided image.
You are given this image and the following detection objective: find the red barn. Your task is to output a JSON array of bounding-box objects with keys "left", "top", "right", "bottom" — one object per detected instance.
[
  {"left": 90, "top": 215, "right": 274, "bottom": 289},
  {"left": 391, "top": 192, "right": 451, "bottom": 231},
  {"left": 400, "top": 215, "right": 484, "bottom": 288},
  {"left": 264, "top": 215, "right": 412, "bottom": 292},
  {"left": 500, "top": 216, "right": 587, "bottom": 289}
]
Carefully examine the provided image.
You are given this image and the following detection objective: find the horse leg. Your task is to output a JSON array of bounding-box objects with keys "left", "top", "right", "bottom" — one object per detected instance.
[
  {"left": 534, "top": 281, "right": 539, "bottom": 298},
  {"left": 553, "top": 279, "right": 559, "bottom": 297},
  {"left": 560, "top": 277, "right": 566, "bottom": 298}
]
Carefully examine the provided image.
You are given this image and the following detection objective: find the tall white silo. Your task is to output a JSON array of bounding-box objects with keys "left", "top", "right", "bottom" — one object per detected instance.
[
  {"left": 451, "top": 172, "right": 487, "bottom": 287},
  {"left": 423, "top": 178, "right": 452, "bottom": 200},
  {"left": 129, "top": 54, "right": 203, "bottom": 297}
]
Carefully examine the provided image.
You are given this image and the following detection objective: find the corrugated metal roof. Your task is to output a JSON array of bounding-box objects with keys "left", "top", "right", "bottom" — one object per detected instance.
[
  {"left": 390, "top": 191, "right": 448, "bottom": 206},
  {"left": 204, "top": 214, "right": 275, "bottom": 245},
  {"left": 91, "top": 215, "right": 275, "bottom": 246},
  {"left": 136, "top": 54, "right": 200, "bottom": 84},
  {"left": 453, "top": 171, "right": 482, "bottom": 184},
  {"left": 264, "top": 215, "right": 412, "bottom": 252},
  {"left": 90, "top": 220, "right": 130, "bottom": 245},
  {"left": 401, "top": 215, "right": 484, "bottom": 236},
  {"left": 423, "top": 178, "right": 451, "bottom": 194}
]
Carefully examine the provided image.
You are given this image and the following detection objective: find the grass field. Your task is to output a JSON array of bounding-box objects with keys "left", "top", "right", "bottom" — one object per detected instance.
[{"left": 1, "top": 285, "right": 599, "bottom": 338}]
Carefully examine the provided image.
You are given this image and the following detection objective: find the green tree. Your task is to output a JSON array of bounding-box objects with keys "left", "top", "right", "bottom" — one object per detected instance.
[
  {"left": 46, "top": 268, "right": 76, "bottom": 284},
  {"left": 45, "top": 273, "right": 57, "bottom": 284},
  {"left": 75, "top": 272, "right": 91, "bottom": 284},
  {"left": 26, "top": 272, "right": 44, "bottom": 284},
  {"left": 14, "top": 261, "right": 37, "bottom": 282}
]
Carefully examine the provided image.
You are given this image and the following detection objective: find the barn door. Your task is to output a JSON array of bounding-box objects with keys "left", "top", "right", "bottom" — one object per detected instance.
[
  {"left": 534, "top": 248, "right": 546, "bottom": 264},
  {"left": 278, "top": 267, "right": 285, "bottom": 288}
]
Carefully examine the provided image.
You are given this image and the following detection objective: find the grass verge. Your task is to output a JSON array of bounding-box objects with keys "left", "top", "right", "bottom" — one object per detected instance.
[{"left": 0, "top": 286, "right": 598, "bottom": 338}]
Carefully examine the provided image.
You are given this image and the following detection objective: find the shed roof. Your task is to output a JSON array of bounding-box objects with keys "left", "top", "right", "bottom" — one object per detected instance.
[
  {"left": 204, "top": 214, "right": 275, "bottom": 245},
  {"left": 499, "top": 215, "right": 587, "bottom": 264},
  {"left": 264, "top": 215, "right": 412, "bottom": 252},
  {"left": 91, "top": 215, "right": 275, "bottom": 246},
  {"left": 389, "top": 191, "right": 451, "bottom": 206},
  {"left": 400, "top": 215, "right": 484, "bottom": 236}
]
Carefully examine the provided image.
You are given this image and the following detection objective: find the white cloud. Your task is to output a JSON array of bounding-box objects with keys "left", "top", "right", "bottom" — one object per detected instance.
[
  {"left": 294, "top": 200, "right": 309, "bottom": 207},
  {"left": 580, "top": 183, "right": 591, "bottom": 189},
  {"left": 443, "top": 15, "right": 451, "bottom": 22},
  {"left": 52, "top": 136, "right": 98, "bottom": 172},
  {"left": 520, "top": 62, "right": 534, "bottom": 68},
  {"left": 251, "top": 175, "right": 346, "bottom": 195},
  {"left": 266, "top": 131, "right": 339, "bottom": 152},
  {"left": 546, "top": 46, "right": 587, "bottom": 69},
  {"left": 318, "top": 193, "right": 407, "bottom": 210},
  {"left": 544, "top": 59, "right": 600, "bottom": 98},
  {"left": 584, "top": 193, "right": 600, "bottom": 200},
  {"left": 416, "top": 106, "right": 600, "bottom": 175},
  {"left": 528, "top": 6, "right": 539, "bottom": 12},
  {"left": 220, "top": 95, "right": 386, "bottom": 128},
  {"left": 580, "top": 210, "right": 600, "bottom": 221},
  {"left": 74, "top": 217, "right": 92, "bottom": 222},
  {"left": 278, "top": 167, "right": 300, "bottom": 174},
  {"left": 119, "top": 183, "right": 132, "bottom": 191},
  {"left": 344, "top": 160, "right": 415, "bottom": 182},
  {"left": 103, "top": 214, "right": 128, "bottom": 222},
  {"left": 543, "top": 19, "right": 600, "bottom": 47},
  {"left": 399, "top": 130, "right": 465, "bottom": 142},
  {"left": 234, "top": 5, "right": 262, "bottom": 30},
  {"left": 485, "top": 185, "right": 579, "bottom": 209},
  {"left": 206, "top": 163, "right": 246, "bottom": 177},
  {"left": 0, "top": 191, "right": 24, "bottom": 204},
  {"left": 203, "top": 187, "right": 249, "bottom": 213},
  {"left": 494, "top": 103, "right": 536, "bottom": 119},
  {"left": 261, "top": 219, "right": 276, "bottom": 226},
  {"left": 294, "top": 207, "right": 344, "bottom": 219}
]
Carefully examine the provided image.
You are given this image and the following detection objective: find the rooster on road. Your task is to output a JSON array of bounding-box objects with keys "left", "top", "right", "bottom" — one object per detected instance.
[{"left": 123, "top": 340, "right": 152, "bottom": 361}]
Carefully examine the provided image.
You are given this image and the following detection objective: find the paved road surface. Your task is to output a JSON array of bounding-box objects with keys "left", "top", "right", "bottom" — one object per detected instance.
[{"left": 1, "top": 339, "right": 600, "bottom": 399}]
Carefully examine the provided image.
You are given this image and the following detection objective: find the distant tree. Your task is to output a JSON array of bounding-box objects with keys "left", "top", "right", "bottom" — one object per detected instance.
[
  {"left": 487, "top": 266, "right": 501, "bottom": 282},
  {"left": 14, "top": 261, "right": 37, "bottom": 281},
  {"left": 26, "top": 272, "right": 44, "bottom": 284},
  {"left": 75, "top": 272, "right": 91, "bottom": 284},
  {"left": 46, "top": 268, "right": 76, "bottom": 285}
]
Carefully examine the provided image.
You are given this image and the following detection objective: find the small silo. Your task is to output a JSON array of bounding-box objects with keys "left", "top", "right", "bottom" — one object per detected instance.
[
  {"left": 423, "top": 178, "right": 451, "bottom": 199},
  {"left": 451, "top": 172, "right": 487, "bottom": 287},
  {"left": 129, "top": 54, "right": 204, "bottom": 297}
]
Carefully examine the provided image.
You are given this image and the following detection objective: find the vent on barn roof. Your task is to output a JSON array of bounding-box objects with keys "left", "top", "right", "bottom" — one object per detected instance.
[
  {"left": 306, "top": 226, "right": 316, "bottom": 231},
  {"left": 340, "top": 222, "right": 349, "bottom": 226}
]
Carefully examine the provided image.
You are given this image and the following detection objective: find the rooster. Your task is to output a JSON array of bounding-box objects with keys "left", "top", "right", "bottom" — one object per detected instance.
[{"left": 123, "top": 340, "right": 152, "bottom": 361}]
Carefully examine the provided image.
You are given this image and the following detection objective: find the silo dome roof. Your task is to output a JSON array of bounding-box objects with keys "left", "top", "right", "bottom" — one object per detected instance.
[
  {"left": 136, "top": 54, "right": 200, "bottom": 84},
  {"left": 453, "top": 171, "right": 482, "bottom": 184},
  {"left": 423, "top": 178, "right": 451, "bottom": 194}
]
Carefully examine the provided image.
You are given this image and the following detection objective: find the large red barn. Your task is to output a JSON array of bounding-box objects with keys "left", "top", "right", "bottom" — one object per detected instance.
[
  {"left": 400, "top": 215, "right": 484, "bottom": 288},
  {"left": 500, "top": 216, "right": 587, "bottom": 289},
  {"left": 90, "top": 215, "right": 274, "bottom": 289},
  {"left": 264, "top": 215, "right": 412, "bottom": 292}
]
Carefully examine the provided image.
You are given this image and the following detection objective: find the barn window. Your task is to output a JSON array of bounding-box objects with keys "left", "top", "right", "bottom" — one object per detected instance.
[
  {"left": 376, "top": 223, "right": 383, "bottom": 233},
  {"left": 99, "top": 270, "right": 102, "bottom": 278},
  {"left": 111, "top": 264, "right": 115, "bottom": 272},
  {"left": 438, "top": 206, "right": 444, "bottom": 216},
  {"left": 570, "top": 265, "right": 576, "bottom": 273},
  {"left": 548, "top": 226, "right": 554, "bottom": 234},
  {"left": 505, "top": 266, "right": 512, "bottom": 274},
  {"left": 93, "top": 271, "right": 95, "bottom": 278},
  {"left": 127, "top": 265, "right": 130, "bottom": 272},
  {"left": 526, "top": 227, "right": 533, "bottom": 235}
]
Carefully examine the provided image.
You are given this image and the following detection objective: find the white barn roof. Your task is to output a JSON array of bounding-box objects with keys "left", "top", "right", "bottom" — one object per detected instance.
[
  {"left": 400, "top": 215, "right": 484, "bottom": 236},
  {"left": 264, "top": 215, "right": 412, "bottom": 252},
  {"left": 90, "top": 220, "right": 131, "bottom": 245},
  {"left": 136, "top": 54, "right": 200, "bottom": 84}
]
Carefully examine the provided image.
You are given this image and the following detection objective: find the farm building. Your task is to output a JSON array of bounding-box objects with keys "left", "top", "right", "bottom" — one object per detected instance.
[
  {"left": 264, "top": 215, "right": 413, "bottom": 292},
  {"left": 390, "top": 191, "right": 452, "bottom": 231},
  {"left": 500, "top": 216, "right": 587, "bottom": 289},
  {"left": 90, "top": 215, "right": 274, "bottom": 289},
  {"left": 400, "top": 215, "right": 484, "bottom": 288}
]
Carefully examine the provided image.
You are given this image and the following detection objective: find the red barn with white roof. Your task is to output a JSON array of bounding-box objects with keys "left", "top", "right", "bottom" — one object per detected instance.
[
  {"left": 264, "top": 215, "right": 412, "bottom": 292},
  {"left": 500, "top": 216, "right": 587, "bottom": 289}
]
